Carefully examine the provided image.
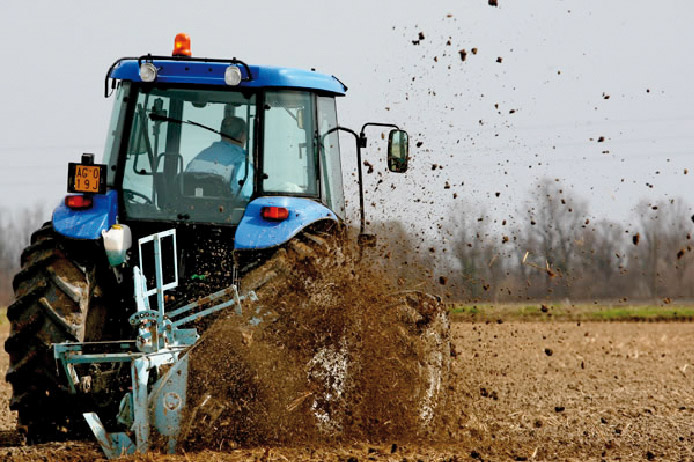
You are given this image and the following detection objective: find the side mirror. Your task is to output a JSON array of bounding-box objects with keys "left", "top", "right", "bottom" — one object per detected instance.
[{"left": 387, "top": 129, "right": 409, "bottom": 173}]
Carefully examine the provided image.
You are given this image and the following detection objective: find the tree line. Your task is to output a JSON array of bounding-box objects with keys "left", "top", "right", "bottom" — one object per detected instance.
[{"left": 374, "top": 178, "right": 694, "bottom": 303}]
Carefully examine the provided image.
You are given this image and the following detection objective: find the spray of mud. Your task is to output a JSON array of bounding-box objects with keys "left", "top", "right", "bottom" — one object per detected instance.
[{"left": 180, "top": 231, "right": 451, "bottom": 450}]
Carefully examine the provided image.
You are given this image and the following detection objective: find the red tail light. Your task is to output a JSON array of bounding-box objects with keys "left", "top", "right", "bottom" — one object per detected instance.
[
  {"left": 65, "top": 195, "right": 93, "bottom": 210},
  {"left": 261, "top": 207, "right": 289, "bottom": 221}
]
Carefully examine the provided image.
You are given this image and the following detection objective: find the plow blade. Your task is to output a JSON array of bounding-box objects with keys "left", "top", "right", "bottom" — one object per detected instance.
[{"left": 83, "top": 413, "right": 135, "bottom": 459}]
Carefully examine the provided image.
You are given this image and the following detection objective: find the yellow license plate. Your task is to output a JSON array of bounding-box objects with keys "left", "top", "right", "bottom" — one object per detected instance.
[{"left": 67, "top": 163, "right": 106, "bottom": 194}]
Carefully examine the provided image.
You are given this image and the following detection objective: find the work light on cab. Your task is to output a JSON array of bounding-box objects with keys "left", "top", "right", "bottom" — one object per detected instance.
[
  {"left": 261, "top": 207, "right": 289, "bottom": 221},
  {"left": 139, "top": 63, "right": 157, "bottom": 82},
  {"left": 172, "top": 33, "right": 192, "bottom": 56},
  {"left": 224, "top": 66, "right": 242, "bottom": 86}
]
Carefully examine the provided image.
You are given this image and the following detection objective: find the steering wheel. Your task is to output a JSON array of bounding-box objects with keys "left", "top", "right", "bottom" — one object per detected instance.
[{"left": 123, "top": 189, "right": 153, "bottom": 204}]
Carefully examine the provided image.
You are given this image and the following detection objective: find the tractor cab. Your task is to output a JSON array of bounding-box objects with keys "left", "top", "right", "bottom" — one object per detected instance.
[{"left": 100, "top": 36, "right": 347, "bottom": 229}]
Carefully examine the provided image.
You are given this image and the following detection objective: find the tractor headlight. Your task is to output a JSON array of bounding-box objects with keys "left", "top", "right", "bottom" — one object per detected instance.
[
  {"left": 224, "top": 65, "right": 242, "bottom": 86},
  {"left": 139, "top": 63, "right": 158, "bottom": 82}
]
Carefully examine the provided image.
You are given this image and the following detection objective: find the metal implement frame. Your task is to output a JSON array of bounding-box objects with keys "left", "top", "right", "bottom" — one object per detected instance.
[
  {"left": 138, "top": 229, "right": 177, "bottom": 313},
  {"left": 53, "top": 229, "right": 256, "bottom": 458}
]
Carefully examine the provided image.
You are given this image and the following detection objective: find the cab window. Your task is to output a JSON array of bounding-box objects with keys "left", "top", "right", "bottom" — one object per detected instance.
[{"left": 262, "top": 91, "right": 317, "bottom": 195}]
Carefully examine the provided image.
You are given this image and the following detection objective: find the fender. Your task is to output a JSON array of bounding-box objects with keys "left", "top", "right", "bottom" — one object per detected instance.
[
  {"left": 234, "top": 197, "right": 337, "bottom": 250},
  {"left": 53, "top": 190, "right": 119, "bottom": 240}
]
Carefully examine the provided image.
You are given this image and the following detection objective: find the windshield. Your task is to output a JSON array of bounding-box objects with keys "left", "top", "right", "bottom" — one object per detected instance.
[{"left": 122, "top": 86, "right": 256, "bottom": 225}]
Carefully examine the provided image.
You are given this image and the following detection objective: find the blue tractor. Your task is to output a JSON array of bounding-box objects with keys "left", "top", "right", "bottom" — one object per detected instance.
[{"left": 6, "top": 34, "right": 412, "bottom": 443}]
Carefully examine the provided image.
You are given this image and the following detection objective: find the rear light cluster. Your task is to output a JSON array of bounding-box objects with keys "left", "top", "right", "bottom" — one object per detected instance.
[
  {"left": 261, "top": 207, "right": 289, "bottom": 221},
  {"left": 65, "top": 195, "right": 93, "bottom": 210}
]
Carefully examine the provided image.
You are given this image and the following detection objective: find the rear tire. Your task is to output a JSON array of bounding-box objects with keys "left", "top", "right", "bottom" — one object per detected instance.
[
  {"left": 5, "top": 224, "right": 106, "bottom": 442},
  {"left": 239, "top": 227, "right": 451, "bottom": 436}
]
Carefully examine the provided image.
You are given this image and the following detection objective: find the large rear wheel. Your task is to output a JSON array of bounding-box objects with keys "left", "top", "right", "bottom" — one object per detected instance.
[
  {"left": 5, "top": 224, "right": 110, "bottom": 442},
  {"left": 241, "top": 229, "right": 451, "bottom": 434}
]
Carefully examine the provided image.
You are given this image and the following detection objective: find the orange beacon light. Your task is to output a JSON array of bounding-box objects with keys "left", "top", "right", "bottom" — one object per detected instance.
[{"left": 172, "top": 33, "right": 191, "bottom": 57}]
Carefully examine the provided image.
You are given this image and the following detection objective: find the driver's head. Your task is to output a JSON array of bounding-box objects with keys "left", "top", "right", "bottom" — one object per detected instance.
[{"left": 220, "top": 116, "right": 246, "bottom": 144}]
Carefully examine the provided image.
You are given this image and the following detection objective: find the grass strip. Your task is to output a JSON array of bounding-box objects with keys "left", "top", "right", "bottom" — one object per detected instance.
[{"left": 449, "top": 303, "right": 694, "bottom": 322}]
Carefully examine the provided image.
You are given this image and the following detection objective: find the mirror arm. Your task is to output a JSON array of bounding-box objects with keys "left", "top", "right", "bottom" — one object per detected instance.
[
  {"left": 324, "top": 123, "right": 401, "bottom": 242},
  {"left": 358, "top": 122, "right": 400, "bottom": 148}
]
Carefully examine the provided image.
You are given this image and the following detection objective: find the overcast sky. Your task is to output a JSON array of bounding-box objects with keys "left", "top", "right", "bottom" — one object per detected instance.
[{"left": 0, "top": 0, "right": 692, "bottom": 235}]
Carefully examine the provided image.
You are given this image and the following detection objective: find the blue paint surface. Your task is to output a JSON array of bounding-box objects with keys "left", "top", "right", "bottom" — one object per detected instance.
[
  {"left": 53, "top": 190, "right": 119, "bottom": 240},
  {"left": 234, "top": 197, "right": 337, "bottom": 250},
  {"left": 110, "top": 60, "right": 346, "bottom": 95}
]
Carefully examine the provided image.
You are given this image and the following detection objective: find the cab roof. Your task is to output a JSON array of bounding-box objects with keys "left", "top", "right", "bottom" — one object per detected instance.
[{"left": 108, "top": 57, "right": 347, "bottom": 96}]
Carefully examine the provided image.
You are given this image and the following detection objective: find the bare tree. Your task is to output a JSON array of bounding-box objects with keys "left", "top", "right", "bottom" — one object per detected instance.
[
  {"left": 521, "top": 179, "right": 589, "bottom": 299},
  {"left": 572, "top": 220, "right": 627, "bottom": 298},
  {"left": 630, "top": 199, "right": 694, "bottom": 300},
  {"left": 0, "top": 204, "right": 47, "bottom": 304}
]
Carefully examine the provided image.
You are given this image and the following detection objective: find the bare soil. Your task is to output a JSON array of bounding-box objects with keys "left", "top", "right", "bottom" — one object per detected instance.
[{"left": 2, "top": 320, "right": 694, "bottom": 461}]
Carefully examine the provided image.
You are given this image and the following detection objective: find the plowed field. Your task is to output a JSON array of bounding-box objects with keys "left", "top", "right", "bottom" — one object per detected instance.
[{"left": 3, "top": 320, "right": 694, "bottom": 461}]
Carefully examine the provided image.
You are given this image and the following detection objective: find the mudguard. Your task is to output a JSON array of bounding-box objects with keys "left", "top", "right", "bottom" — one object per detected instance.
[
  {"left": 234, "top": 197, "right": 337, "bottom": 250},
  {"left": 53, "top": 190, "right": 119, "bottom": 240}
]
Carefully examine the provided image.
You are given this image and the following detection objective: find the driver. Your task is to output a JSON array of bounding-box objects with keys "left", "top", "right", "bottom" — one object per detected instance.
[{"left": 185, "top": 116, "right": 252, "bottom": 197}]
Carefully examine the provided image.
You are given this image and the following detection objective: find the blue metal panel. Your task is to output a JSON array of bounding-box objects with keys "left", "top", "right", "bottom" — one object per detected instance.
[
  {"left": 53, "top": 190, "right": 118, "bottom": 240},
  {"left": 131, "top": 357, "right": 150, "bottom": 454},
  {"left": 110, "top": 60, "right": 347, "bottom": 95},
  {"left": 234, "top": 197, "right": 338, "bottom": 250},
  {"left": 152, "top": 353, "right": 189, "bottom": 453}
]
